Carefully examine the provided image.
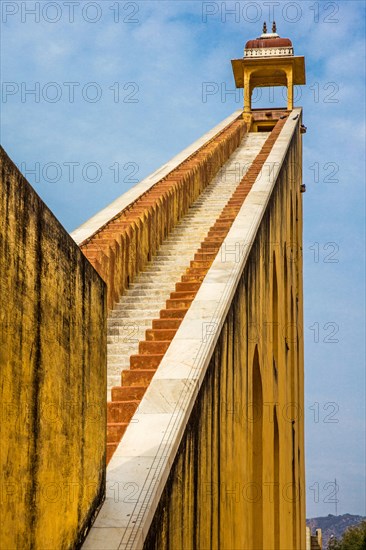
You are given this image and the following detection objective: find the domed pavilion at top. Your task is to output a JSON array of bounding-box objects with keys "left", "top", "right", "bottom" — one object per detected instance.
[
  {"left": 244, "top": 22, "right": 293, "bottom": 56},
  {"left": 231, "top": 22, "right": 305, "bottom": 116}
]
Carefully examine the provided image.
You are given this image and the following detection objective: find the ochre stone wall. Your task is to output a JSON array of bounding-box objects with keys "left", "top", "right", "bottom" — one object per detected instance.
[
  {"left": 143, "top": 126, "right": 305, "bottom": 549},
  {"left": 81, "top": 117, "right": 248, "bottom": 310},
  {"left": 0, "top": 148, "right": 107, "bottom": 549}
]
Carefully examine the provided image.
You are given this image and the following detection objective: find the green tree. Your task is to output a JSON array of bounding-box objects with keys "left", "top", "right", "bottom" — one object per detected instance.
[{"left": 327, "top": 520, "right": 366, "bottom": 550}]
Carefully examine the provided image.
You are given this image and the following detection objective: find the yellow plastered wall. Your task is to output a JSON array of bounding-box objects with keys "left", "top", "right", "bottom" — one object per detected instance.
[
  {"left": 0, "top": 147, "right": 107, "bottom": 549},
  {"left": 143, "top": 126, "right": 305, "bottom": 550}
]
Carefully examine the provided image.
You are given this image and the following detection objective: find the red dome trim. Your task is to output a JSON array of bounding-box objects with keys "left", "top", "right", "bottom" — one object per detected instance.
[{"left": 245, "top": 38, "right": 292, "bottom": 49}]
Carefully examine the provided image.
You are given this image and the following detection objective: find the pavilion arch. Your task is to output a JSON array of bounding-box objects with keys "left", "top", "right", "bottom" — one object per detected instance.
[
  {"left": 247, "top": 67, "right": 289, "bottom": 112},
  {"left": 252, "top": 346, "right": 263, "bottom": 549}
]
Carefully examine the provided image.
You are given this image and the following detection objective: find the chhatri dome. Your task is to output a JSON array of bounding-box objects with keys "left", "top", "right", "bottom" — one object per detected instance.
[
  {"left": 231, "top": 22, "right": 305, "bottom": 116},
  {"left": 244, "top": 22, "right": 293, "bottom": 56}
]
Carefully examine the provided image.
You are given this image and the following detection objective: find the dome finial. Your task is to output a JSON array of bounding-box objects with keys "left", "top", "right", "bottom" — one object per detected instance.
[
  {"left": 263, "top": 22, "right": 267, "bottom": 34},
  {"left": 272, "top": 21, "right": 277, "bottom": 33}
]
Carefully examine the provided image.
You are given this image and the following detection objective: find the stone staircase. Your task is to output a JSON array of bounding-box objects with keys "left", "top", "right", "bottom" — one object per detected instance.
[{"left": 105, "top": 126, "right": 285, "bottom": 462}]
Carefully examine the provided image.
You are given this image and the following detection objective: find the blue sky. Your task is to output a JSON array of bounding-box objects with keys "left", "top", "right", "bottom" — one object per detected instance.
[{"left": 1, "top": 0, "right": 365, "bottom": 518}]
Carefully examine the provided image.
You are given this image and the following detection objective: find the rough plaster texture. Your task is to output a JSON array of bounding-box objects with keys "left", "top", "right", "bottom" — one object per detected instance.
[{"left": 0, "top": 147, "right": 107, "bottom": 549}]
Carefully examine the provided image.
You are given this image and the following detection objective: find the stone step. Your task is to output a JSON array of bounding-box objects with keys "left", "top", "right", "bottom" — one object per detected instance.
[
  {"left": 108, "top": 343, "right": 141, "bottom": 354},
  {"left": 107, "top": 422, "right": 128, "bottom": 444},
  {"left": 127, "top": 283, "right": 176, "bottom": 291},
  {"left": 130, "top": 354, "right": 164, "bottom": 370},
  {"left": 166, "top": 298, "right": 193, "bottom": 310},
  {"left": 157, "top": 240, "right": 202, "bottom": 250},
  {"left": 107, "top": 357, "right": 130, "bottom": 369},
  {"left": 111, "top": 386, "right": 147, "bottom": 402},
  {"left": 175, "top": 282, "right": 201, "bottom": 292},
  {"left": 108, "top": 320, "right": 152, "bottom": 331},
  {"left": 153, "top": 255, "right": 194, "bottom": 263},
  {"left": 107, "top": 336, "right": 143, "bottom": 347},
  {"left": 142, "top": 264, "right": 188, "bottom": 272},
  {"left": 146, "top": 328, "right": 177, "bottom": 342},
  {"left": 120, "top": 294, "right": 169, "bottom": 303},
  {"left": 160, "top": 308, "right": 188, "bottom": 319},
  {"left": 158, "top": 242, "right": 202, "bottom": 249},
  {"left": 107, "top": 401, "right": 139, "bottom": 424},
  {"left": 122, "top": 369, "right": 156, "bottom": 387},
  {"left": 114, "top": 301, "right": 165, "bottom": 310},
  {"left": 170, "top": 290, "right": 197, "bottom": 300},
  {"left": 155, "top": 249, "right": 201, "bottom": 257},
  {"left": 152, "top": 318, "right": 182, "bottom": 330},
  {"left": 109, "top": 309, "right": 161, "bottom": 319},
  {"left": 135, "top": 273, "right": 184, "bottom": 282},
  {"left": 139, "top": 340, "right": 171, "bottom": 355}
]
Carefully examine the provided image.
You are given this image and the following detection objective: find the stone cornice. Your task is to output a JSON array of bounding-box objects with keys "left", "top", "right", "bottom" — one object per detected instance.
[{"left": 244, "top": 46, "right": 294, "bottom": 57}]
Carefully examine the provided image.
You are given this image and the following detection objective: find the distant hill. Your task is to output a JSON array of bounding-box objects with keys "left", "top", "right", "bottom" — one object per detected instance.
[{"left": 306, "top": 514, "right": 366, "bottom": 547}]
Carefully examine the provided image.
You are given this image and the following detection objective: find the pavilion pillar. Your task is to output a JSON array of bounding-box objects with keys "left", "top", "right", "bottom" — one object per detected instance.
[
  {"left": 244, "top": 71, "right": 251, "bottom": 114},
  {"left": 287, "top": 69, "right": 294, "bottom": 111}
]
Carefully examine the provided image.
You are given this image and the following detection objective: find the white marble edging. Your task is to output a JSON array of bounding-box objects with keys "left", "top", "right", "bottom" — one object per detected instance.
[
  {"left": 82, "top": 108, "right": 301, "bottom": 550},
  {"left": 71, "top": 110, "right": 243, "bottom": 246}
]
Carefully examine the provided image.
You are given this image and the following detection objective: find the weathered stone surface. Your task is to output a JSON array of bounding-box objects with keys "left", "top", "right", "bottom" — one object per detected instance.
[{"left": 0, "top": 148, "right": 107, "bottom": 550}]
